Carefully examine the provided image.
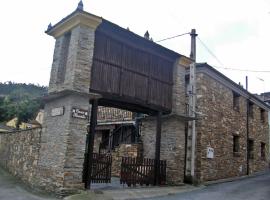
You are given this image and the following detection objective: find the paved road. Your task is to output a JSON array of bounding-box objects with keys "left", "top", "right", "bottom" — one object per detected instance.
[
  {"left": 0, "top": 167, "right": 57, "bottom": 200},
  {"left": 146, "top": 172, "right": 270, "bottom": 200}
]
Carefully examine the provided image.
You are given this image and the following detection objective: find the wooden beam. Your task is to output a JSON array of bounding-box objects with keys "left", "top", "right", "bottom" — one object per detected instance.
[
  {"left": 85, "top": 99, "right": 98, "bottom": 189},
  {"left": 154, "top": 111, "right": 162, "bottom": 185}
]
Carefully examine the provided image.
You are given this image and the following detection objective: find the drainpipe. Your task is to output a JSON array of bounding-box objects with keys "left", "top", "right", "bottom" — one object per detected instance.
[{"left": 246, "top": 76, "right": 249, "bottom": 175}]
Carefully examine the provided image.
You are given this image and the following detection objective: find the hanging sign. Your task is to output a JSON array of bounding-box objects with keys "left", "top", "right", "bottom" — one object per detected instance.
[{"left": 72, "top": 108, "right": 88, "bottom": 119}]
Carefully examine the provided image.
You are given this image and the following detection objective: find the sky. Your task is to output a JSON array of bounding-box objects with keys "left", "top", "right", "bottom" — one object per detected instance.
[{"left": 0, "top": 0, "right": 270, "bottom": 94}]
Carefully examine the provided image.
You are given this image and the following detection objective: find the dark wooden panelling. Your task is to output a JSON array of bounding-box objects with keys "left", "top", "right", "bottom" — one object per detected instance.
[
  {"left": 90, "top": 21, "right": 179, "bottom": 113},
  {"left": 121, "top": 70, "right": 148, "bottom": 101},
  {"left": 91, "top": 60, "right": 120, "bottom": 94}
]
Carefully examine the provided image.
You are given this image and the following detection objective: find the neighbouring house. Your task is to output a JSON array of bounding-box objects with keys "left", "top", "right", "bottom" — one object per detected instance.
[
  {"left": 5, "top": 110, "right": 44, "bottom": 130},
  {"left": 193, "top": 63, "right": 269, "bottom": 182},
  {"left": 0, "top": 1, "right": 269, "bottom": 196},
  {"left": 257, "top": 92, "right": 270, "bottom": 105},
  {"left": 0, "top": 123, "right": 13, "bottom": 133}
]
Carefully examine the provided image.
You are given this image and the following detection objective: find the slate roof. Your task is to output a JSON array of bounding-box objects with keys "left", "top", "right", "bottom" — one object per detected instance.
[{"left": 196, "top": 63, "right": 270, "bottom": 110}]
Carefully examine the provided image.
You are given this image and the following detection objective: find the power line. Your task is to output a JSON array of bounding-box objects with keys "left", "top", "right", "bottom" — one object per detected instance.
[
  {"left": 197, "top": 37, "right": 224, "bottom": 66},
  {"left": 156, "top": 32, "right": 190, "bottom": 42},
  {"left": 212, "top": 65, "right": 270, "bottom": 73},
  {"left": 197, "top": 37, "right": 270, "bottom": 73},
  {"left": 155, "top": 32, "right": 270, "bottom": 73}
]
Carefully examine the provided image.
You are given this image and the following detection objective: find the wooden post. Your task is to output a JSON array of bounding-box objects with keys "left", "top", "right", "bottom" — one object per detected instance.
[
  {"left": 154, "top": 111, "right": 162, "bottom": 185},
  {"left": 85, "top": 99, "right": 98, "bottom": 189}
]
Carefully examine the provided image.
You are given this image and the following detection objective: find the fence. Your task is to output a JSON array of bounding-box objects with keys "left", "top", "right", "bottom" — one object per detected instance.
[{"left": 120, "top": 157, "right": 166, "bottom": 186}]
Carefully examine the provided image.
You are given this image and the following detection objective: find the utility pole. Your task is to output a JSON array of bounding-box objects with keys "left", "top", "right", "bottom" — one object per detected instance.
[{"left": 185, "top": 29, "right": 198, "bottom": 183}]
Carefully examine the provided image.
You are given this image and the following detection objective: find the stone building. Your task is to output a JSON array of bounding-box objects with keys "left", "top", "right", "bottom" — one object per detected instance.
[{"left": 194, "top": 63, "right": 269, "bottom": 182}]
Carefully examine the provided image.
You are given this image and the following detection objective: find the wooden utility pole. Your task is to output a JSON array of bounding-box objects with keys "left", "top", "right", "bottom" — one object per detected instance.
[{"left": 185, "top": 29, "right": 198, "bottom": 183}]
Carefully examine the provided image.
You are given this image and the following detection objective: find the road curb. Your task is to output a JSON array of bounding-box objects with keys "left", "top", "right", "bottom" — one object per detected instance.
[{"left": 204, "top": 169, "right": 270, "bottom": 186}]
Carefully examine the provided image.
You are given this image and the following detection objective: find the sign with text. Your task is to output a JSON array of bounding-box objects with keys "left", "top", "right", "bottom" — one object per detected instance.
[
  {"left": 51, "top": 107, "right": 64, "bottom": 117},
  {"left": 206, "top": 147, "right": 214, "bottom": 159},
  {"left": 72, "top": 108, "right": 88, "bottom": 119}
]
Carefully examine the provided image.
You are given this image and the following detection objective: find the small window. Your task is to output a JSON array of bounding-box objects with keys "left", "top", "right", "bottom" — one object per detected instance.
[
  {"left": 233, "top": 92, "right": 240, "bottom": 111},
  {"left": 57, "top": 32, "right": 71, "bottom": 84},
  {"left": 248, "top": 139, "right": 254, "bottom": 159},
  {"left": 261, "top": 142, "right": 266, "bottom": 160},
  {"left": 248, "top": 102, "right": 254, "bottom": 118},
  {"left": 233, "top": 135, "right": 240, "bottom": 153},
  {"left": 260, "top": 108, "right": 265, "bottom": 123}
]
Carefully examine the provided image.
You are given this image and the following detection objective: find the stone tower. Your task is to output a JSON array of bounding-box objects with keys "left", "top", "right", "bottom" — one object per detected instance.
[{"left": 38, "top": 3, "right": 102, "bottom": 194}]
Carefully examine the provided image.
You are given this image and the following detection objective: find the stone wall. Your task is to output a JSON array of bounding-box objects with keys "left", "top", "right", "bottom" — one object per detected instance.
[
  {"left": 111, "top": 143, "right": 143, "bottom": 177},
  {"left": 195, "top": 72, "right": 269, "bottom": 182},
  {"left": 141, "top": 116, "right": 186, "bottom": 184},
  {"left": 0, "top": 128, "right": 41, "bottom": 187}
]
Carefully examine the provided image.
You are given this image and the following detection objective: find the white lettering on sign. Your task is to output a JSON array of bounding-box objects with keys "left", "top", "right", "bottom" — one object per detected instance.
[
  {"left": 51, "top": 107, "right": 64, "bottom": 117},
  {"left": 72, "top": 108, "right": 88, "bottom": 119},
  {"left": 207, "top": 147, "right": 214, "bottom": 159}
]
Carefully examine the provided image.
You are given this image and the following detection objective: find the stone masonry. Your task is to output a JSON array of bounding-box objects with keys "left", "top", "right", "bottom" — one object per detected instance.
[
  {"left": 140, "top": 59, "right": 189, "bottom": 185},
  {"left": 39, "top": 94, "right": 89, "bottom": 194},
  {"left": 111, "top": 143, "right": 143, "bottom": 177},
  {"left": 195, "top": 70, "right": 269, "bottom": 182},
  {"left": 48, "top": 24, "right": 96, "bottom": 94},
  {"left": 0, "top": 128, "right": 41, "bottom": 187},
  {"left": 141, "top": 116, "right": 186, "bottom": 184}
]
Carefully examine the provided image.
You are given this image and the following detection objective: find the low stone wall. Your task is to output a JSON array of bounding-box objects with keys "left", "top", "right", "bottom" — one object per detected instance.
[
  {"left": 0, "top": 128, "right": 41, "bottom": 187},
  {"left": 111, "top": 143, "right": 143, "bottom": 177}
]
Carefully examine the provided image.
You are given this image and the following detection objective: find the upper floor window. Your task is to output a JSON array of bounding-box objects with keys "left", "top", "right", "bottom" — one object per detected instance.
[
  {"left": 260, "top": 108, "right": 265, "bottom": 123},
  {"left": 248, "top": 101, "right": 254, "bottom": 118},
  {"left": 233, "top": 92, "right": 240, "bottom": 111}
]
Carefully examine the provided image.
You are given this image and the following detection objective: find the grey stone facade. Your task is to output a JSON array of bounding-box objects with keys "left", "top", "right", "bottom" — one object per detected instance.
[
  {"left": 195, "top": 68, "right": 269, "bottom": 182},
  {"left": 49, "top": 25, "right": 96, "bottom": 94},
  {"left": 39, "top": 94, "right": 89, "bottom": 194}
]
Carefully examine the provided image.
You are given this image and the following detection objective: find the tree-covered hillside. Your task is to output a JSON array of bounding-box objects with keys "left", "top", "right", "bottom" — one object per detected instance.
[{"left": 0, "top": 82, "right": 48, "bottom": 128}]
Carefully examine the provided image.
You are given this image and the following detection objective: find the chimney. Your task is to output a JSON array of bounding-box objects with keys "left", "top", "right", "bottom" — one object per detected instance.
[{"left": 144, "top": 31, "right": 150, "bottom": 40}]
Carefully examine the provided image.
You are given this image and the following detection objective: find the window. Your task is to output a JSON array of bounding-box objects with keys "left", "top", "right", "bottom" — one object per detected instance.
[
  {"left": 185, "top": 75, "right": 190, "bottom": 96},
  {"left": 248, "top": 102, "right": 254, "bottom": 118},
  {"left": 260, "top": 108, "right": 265, "bottom": 123},
  {"left": 233, "top": 92, "right": 240, "bottom": 111},
  {"left": 233, "top": 135, "right": 240, "bottom": 153},
  {"left": 261, "top": 142, "right": 266, "bottom": 160},
  {"left": 56, "top": 32, "right": 71, "bottom": 84},
  {"left": 248, "top": 139, "right": 254, "bottom": 159}
]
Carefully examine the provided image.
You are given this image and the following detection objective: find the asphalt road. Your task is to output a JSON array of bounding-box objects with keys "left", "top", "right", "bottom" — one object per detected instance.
[
  {"left": 1, "top": 165, "right": 270, "bottom": 200},
  {"left": 0, "top": 167, "right": 57, "bottom": 200},
  {"left": 146, "top": 171, "right": 270, "bottom": 200}
]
